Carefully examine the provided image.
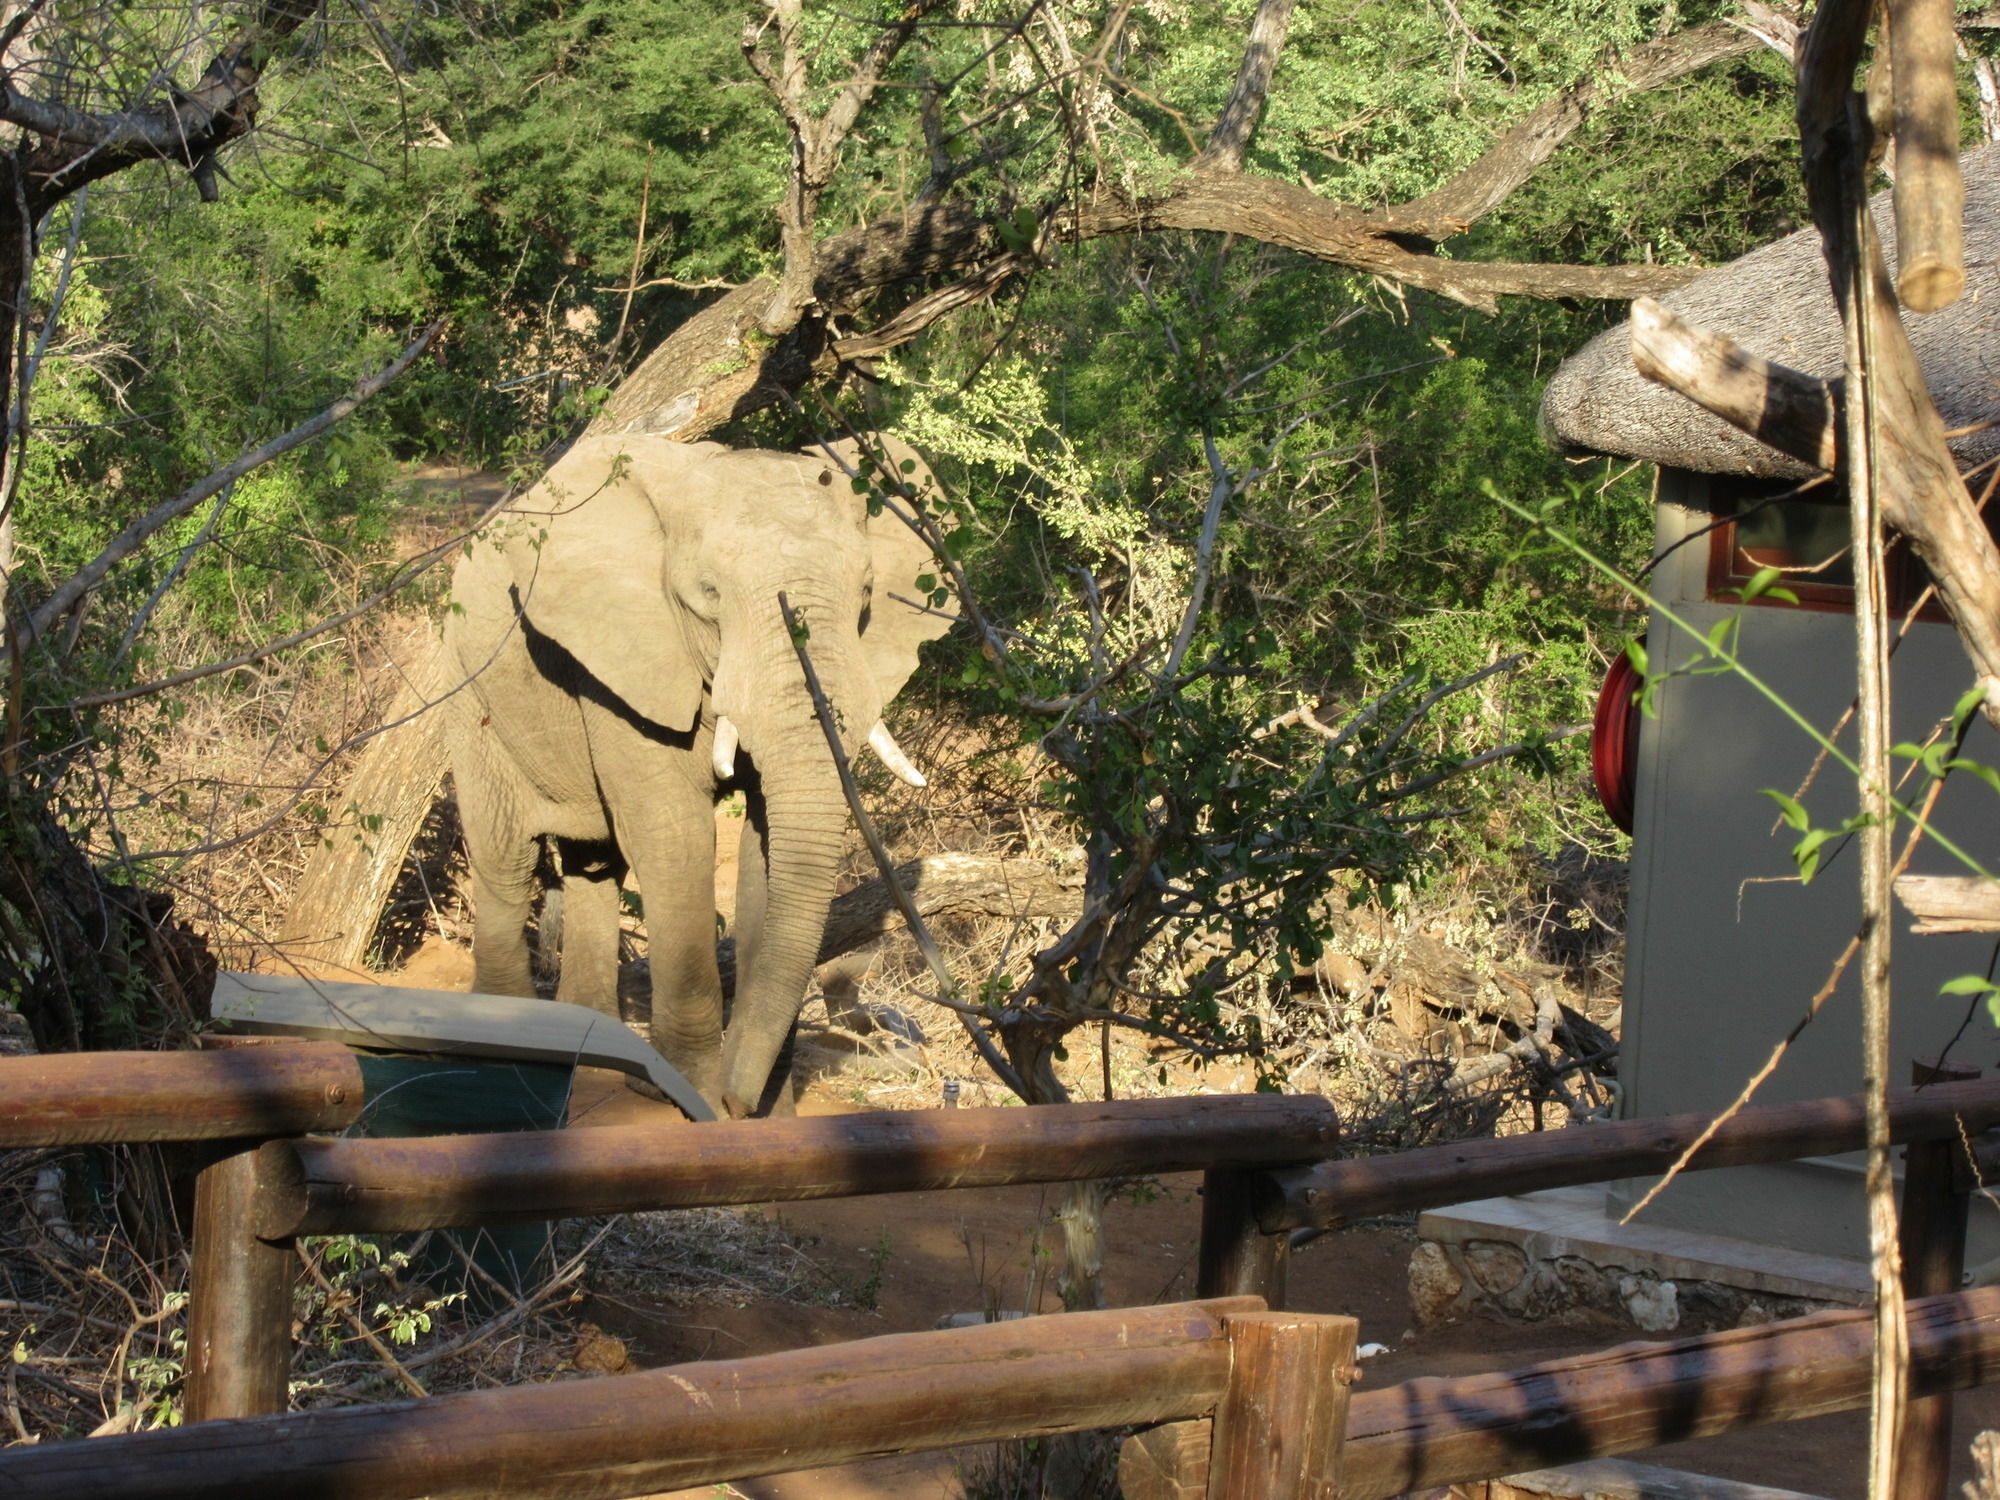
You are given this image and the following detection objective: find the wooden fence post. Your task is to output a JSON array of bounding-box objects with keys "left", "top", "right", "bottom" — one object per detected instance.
[
  {"left": 1897, "top": 1057, "right": 1980, "bottom": 1500},
  {"left": 184, "top": 1144, "right": 295, "bottom": 1423},
  {"left": 1198, "top": 1168, "right": 1288, "bottom": 1308},
  {"left": 1208, "top": 1310, "right": 1358, "bottom": 1498}
]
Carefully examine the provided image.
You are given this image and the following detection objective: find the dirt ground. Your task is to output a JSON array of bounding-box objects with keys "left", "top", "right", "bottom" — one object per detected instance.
[{"left": 535, "top": 1064, "right": 2000, "bottom": 1500}]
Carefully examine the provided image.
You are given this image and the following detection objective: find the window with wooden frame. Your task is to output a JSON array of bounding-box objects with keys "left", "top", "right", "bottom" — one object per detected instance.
[{"left": 1704, "top": 473, "right": 1942, "bottom": 618}]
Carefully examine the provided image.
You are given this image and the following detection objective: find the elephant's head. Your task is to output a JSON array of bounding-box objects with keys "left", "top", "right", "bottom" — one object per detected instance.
[{"left": 506, "top": 433, "right": 951, "bottom": 1114}]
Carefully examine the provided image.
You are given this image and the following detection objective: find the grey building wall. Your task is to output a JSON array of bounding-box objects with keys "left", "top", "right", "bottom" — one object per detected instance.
[{"left": 1612, "top": 469, "right": 2000, "bottom": 1264}]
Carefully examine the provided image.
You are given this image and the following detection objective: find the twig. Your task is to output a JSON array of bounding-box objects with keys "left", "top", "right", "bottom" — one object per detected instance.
[
  {"left": 109, "top": 481, "right": 233, "bottom": 667},
  {"left": 297, "top": 1245, "right": 428, "bottom": 1399},
  {"left": 599, "top": 147, "right": 653, "bottom": 376},
  {"left": 1162, "top": 432, "right": 1234, "bottom": 681},
  {"left": 20, "top": 321, "right": 443, "bottom": 650}
]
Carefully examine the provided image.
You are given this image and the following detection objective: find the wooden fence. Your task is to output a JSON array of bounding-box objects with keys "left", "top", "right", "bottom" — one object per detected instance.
[{"left": 2, "top": 1042, "right": 1999, "bottom": 1498}]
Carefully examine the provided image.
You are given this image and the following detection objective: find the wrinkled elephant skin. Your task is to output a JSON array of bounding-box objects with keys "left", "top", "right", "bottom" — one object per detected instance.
[{"left": 443, "top": 434, "right": 951, "bottom": 1117}]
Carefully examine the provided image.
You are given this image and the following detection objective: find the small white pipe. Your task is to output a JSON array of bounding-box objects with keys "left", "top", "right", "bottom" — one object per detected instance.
[
  {"left": 868, "top": 721, "right": 927, "bottom": 788},
  {"left": 712, "top": 716, "right": 740, "bottom": 780}
]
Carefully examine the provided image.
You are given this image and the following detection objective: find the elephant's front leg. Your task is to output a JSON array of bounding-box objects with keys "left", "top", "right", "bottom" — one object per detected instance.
[{"left": 622, "top": 804, "right": 725, "bottom": 1110}]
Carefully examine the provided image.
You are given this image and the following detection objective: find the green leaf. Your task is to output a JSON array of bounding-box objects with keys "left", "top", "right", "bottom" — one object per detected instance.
[
  {"left": 1939, "top": 974, "right": 2000, "bottom": 997},
  {"left": 1955, "top": 682, "right": 1991, "bottom": 734},
  {"left": 1792, "top": 826, "right": 1834, "bottom": 883},
  {"left": 1738, "top": 565, "right": 1783, "bottom": 601},
  {"left": 1946, "top": 758, "right": 2000, "bottom": 798},
  {"left": 1624, "top": 639, "right": 1648, "bottom": 676},
  {"left": 1761, "top": 788, "right": 1810, "bottom": 832}
]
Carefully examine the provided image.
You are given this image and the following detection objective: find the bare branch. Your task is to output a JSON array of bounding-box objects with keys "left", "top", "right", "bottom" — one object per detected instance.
[
  {"left": 1630, "top": 296, "right": 1841, "bottom": 471},
  {"left": 1387, "top": 20, "right": 1763, "bottom": 234},
  {"left": 1732, "top": 0, "right": 1803, "bottom": 66},
  {"left": 11, "top": 0, "right": 321, "bottom": 206},
  {"left": 21, "top": 321, "right": 442, "bottom": 650},
  {"left": 598, "top": 13, "right": 1748, "bottom": 437},
  {"left": 1193, "top": 0, "right": 1297, "bottom": 172},
  {"left": 749, "top": 0, "right": 949, "bottom": 334}
]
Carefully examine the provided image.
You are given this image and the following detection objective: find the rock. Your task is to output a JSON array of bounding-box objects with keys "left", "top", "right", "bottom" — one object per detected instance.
[
  {"left": 1408, "top": 1241, "right": 1465, "bottom": 1325},
  {"left": 570, "top": 1324, "right": 632, "bottom": 1375},
  {"left": 1551, "top": 1254, "right": 1615, "bottom": 1312},
  {"left": 0, "top": 1008, "right": 34, "bottom": 1057},
  {"left": 1462, "top": 1239, "right": 1529, "bottom": 1295},
  {"left": 1619, "top": 1274, "right": 1681, "bottom": 1332}
]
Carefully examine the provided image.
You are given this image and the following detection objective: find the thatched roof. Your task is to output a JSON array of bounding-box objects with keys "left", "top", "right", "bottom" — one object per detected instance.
[{"left": 1541, "top": 144, "right": 2000, "bottom": 479}]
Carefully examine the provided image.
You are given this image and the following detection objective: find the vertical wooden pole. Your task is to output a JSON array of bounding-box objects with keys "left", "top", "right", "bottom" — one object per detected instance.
[
  {"left": 1896, "top": 1058, "right": 1979, "bottom": 1500},
  {"left": 1207, "top": 1310, "right": 1358, "bottom": 1499},
  {"left": 184, "top": 1145, "right": 295, "bottom": 1423},
  {"left": 1197, "top": 1168, "right": 1288, "bottom": 1309}
]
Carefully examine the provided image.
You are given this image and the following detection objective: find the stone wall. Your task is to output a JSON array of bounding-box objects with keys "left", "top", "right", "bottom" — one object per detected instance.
[{"left": 1410, "top": 1237, "right": 1844, "bottom": 1334}]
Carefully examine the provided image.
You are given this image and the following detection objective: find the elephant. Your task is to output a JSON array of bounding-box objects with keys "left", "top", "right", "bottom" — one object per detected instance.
[{"left": 442, "top": 432, "right": 952, "bottom": 1117}]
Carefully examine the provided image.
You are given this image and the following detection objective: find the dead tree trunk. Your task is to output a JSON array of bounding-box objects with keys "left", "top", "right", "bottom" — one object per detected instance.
[{"left": 277, "top": 642, "right": 451, "bottom": 974}]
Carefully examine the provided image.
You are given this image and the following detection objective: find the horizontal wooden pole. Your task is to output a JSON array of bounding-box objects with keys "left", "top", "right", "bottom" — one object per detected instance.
[
  {"left": 262, "top": 1093, "right": 1338, "bottom": 1236},
  {"left": 0, "top": 1043, "right": 363, "bottom": 1147},
  {"left": 16, "top": 1285, "right": 2000, "bottom": 1500},
  {"left": 1341, "top": 1285, "right": 2000, "bottom": 1499},
  {"left": 0, "top": 1297, "right": 1261, "bottom": 1500},
  {"left": 1258, "top": 1076, "right": 2000, "bottom": 1232}
]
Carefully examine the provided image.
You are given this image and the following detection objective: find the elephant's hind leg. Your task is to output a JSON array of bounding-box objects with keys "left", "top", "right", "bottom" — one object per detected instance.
[{"left": 552, "top": 836, "right": 627, "bottom": 1019}]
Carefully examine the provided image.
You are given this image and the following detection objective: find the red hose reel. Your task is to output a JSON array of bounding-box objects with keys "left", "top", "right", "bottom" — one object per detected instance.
[{"left": 1591, "top": 646, "right": 1642, "bottom": 834}]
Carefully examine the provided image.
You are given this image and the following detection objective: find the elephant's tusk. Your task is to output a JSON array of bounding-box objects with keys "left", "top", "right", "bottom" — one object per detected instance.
[
  {"left": 713, "top": 716, "right": 740, "bottom": 780},
  {"left": 868, "top": 721, "right": 927, "bottom": 788}
]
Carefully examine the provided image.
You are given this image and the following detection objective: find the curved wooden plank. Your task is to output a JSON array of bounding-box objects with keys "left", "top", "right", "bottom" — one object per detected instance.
[{"left": 210, "top": 972, "right": 715, "bottom": 1123}]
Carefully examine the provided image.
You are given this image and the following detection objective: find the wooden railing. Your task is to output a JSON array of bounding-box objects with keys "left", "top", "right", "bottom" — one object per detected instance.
[{"left": 2, "top": 1043, "right": 1999, "bottom": 1499}]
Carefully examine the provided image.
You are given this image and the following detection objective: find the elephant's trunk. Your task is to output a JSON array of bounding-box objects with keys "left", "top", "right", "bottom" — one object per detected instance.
[{"left": 711, "top": 605, "right": 878, "bottom": 1117}]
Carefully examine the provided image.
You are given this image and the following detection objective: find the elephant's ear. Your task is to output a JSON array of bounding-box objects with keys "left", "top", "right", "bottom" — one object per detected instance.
[
  {"left": 509, "top": 439, "right": 705, "bottom": 733},
  {"left": 862, "top": 489, "right": 957, "bottom": 704}
]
